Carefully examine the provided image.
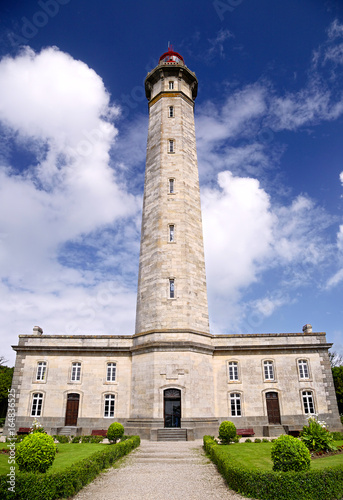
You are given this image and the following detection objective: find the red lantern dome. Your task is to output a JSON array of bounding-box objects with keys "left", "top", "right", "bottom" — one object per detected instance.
[{"left": 159, "top": 46, "right": 184, "bottom": 65}]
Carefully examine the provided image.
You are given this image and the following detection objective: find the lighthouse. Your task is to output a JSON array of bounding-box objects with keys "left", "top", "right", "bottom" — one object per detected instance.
[
  {"left": 135, "top": 47, "right": 210, "bottom": 335},
  {"left": 130, "top": 48, "right": 216, "bottom": 435}
]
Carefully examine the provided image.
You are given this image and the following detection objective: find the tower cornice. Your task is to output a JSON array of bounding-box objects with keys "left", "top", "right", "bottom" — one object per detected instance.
[
  {"left": 145, "top": 64, "right": 198, "bottom": 100},
  {"left": 148, "top": 91, "right": 195, "bottom": 108}
]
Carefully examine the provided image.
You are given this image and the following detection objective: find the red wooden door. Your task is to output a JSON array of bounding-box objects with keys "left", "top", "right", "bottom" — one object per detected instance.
[
  {"left": 65, "top": 394, "right": 79, "bottom": 426},
  {"left": 266, "top": 392, "right": 281, "bottom": 424}
]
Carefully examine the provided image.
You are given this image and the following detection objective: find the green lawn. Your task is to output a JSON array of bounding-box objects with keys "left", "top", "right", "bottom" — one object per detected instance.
[
  {"left": 223, "top": 440, "right": 343, "bottom": 471},
  {"left": 0, "top": 442, "right": 107, "bottom": 475}
]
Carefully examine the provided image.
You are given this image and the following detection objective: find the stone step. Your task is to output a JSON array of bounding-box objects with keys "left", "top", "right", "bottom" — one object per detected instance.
[
  {"left": 134, "top": 457, "right": 203, "bottom": 464},
  {"left": 157, "top": 429, "right": 187, "bottom": 441},
  {"left": 268, "top": 425, "right": 285, "bottom": 437},
  {"left": 58, "top": 427, "right": 78, "bottom": 436}
]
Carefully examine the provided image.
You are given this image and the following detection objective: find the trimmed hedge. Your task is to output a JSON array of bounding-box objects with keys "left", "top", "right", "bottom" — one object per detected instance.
[
  {"left": 203, "top": 435, "right": 343, "bottom": 500},
  {"left": 0, "top": 435, "right": 140, "bottom": 500}
]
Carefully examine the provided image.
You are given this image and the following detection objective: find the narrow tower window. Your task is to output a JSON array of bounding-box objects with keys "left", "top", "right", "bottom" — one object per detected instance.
[
  {"left": 228, "top": 361, "right": 239, "bottom": 381},
  {"left": 168, "top": 140, "right": 175, "bottom": 153},
  {"left": 169, "top": 81, "right": 174, "bottom": 90},
  {"left": 71, "top": 362, "right": 81, "bottom": 382},
  {"left": 36, "top": 361, "right": 47, "bottom": 381},
  {"left": 169, "top": 106, "right": 174, "bottom": 117},
  {"left": 31, "top": 393, "right": 43, "bottom": 417},
  {"left": 298, "top": 359, "right": 309, "bottom": 379},
  {"left": 169, "top": 178, "right": 174, "bottom": 193},
  {"left": 230, "top": 393, "right": 241, "bottom": 416},
  {"left": 106, "top": 362, "right": 116, "bottom": 382},
  {"left": 169, "top": 279, "right": 175, "bottom": 298},
  {"left": 302, "top": 391, "right": 315, "bottom": 414},
  {"left": 104, "top": 394, "right": 115, "bottom": 417},
  {"left": 263, "top": 361, "right": 274, "bottom": 380},
  {"left": 169, "top": 225, "right": 175, "bottom": 242}
]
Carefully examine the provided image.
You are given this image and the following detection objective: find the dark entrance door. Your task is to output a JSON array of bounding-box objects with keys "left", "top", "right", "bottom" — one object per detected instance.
[
  {"left": 266, "top": 392, "right": 281, "bottom": 424},
  {"left": 164, "top": 389, "right": 181, "bottom": 428},
  {"left": 65, "top": 393, "right": 79, "bottom": 426}
]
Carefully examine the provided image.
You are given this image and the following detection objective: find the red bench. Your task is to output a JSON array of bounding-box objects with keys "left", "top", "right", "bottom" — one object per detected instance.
[
  {"left": 17, "top": 427, "right": 31, "bottom": 435},
  {"left": 91, "top": 430, "right": 107, "bottom": 436},
  {"left": 236, "top": 428, "right": 255, "bottom": 437}
]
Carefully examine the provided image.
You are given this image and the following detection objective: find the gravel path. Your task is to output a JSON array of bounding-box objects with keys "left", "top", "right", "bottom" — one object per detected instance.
[{"left": 72, "top": 440, "right": 251, "bottom": 500}]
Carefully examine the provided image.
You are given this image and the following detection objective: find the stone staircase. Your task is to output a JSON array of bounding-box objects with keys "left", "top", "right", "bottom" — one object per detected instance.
[
  {"left": 157, "top": 428, "right": 187, "bottom": 441},
  {"left": 58, "top": 426, "right": 79, "bottom": 436},
  {"left": 132, "top": 441, "right": 204, "bottom": 465},
  {"left": 266, "top": 425, "right": 285, "bottom": 437}
]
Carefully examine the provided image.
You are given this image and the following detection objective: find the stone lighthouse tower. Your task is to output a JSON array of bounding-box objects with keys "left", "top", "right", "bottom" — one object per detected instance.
[
  {"left": 135, "top": 47, "right": 210, "bottom": 334},
  {"left": 130, "top": 48, "right": 216, "bottom": 437}
]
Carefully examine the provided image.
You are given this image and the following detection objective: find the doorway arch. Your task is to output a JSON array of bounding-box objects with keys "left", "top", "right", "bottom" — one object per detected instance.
[
  {"left": 65, "top": 393, "right": 79, "bottom": 426},
  {"left": 265, "top": 391, "right": 281, "bottom": 424},
  {"left": 164, "top": 388, "right": 181, "bottom": 428}
]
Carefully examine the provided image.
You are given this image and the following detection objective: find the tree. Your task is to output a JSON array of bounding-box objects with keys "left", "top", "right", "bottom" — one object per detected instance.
[
  {"left": 329, "top": 351, "right": 343, "bottom": 367},
  {"left": 0, "top": 363, "right": 14, "bottom": 418},
  {"left": 332, "top": 365, "right": 343, "bottom": 414}
]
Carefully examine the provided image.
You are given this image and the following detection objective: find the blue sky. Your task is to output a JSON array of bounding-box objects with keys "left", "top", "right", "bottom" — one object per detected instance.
[{"left": 1, "top": 0, "right": 343, "bottom": 365}]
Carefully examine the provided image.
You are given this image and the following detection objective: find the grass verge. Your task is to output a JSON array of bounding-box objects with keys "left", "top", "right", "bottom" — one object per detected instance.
[{"left": 204, "top": 436, "right": 343, "bottom": 500}]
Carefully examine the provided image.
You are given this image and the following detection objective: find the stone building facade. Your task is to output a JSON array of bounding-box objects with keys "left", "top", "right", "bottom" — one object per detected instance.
[{"left": 6, "top": 49, "right": 341, "bottom": 440}]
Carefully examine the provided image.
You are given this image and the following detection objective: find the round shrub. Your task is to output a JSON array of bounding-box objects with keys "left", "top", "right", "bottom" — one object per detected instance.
[
  {"left": 16, "top": 433, "right": 56, "bottom": 473},
  {"left": 107, "top": 422, "right": 124, "bottom": 443},
  {"left": 218, "top": 421, "right": 237, "bottom": 444},
  {"left": 271, "top": 434, "right": 311, "bottom": 472},
  {"left": 254, "top": 438, "right": 262, "bottom": 443}
]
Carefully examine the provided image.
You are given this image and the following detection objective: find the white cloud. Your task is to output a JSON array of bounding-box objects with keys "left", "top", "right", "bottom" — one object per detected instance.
[
  {"left": 201, "top": 169, "right": 334, "bottom": 332},
  {"left": 207, "top": 29, "right": 234, "bottom": 59},
  {"left": 340, "top": 171, "right": 343, "bottom": 186},
  {"left": 0, "top": 47, "right": 141, "bottom": 363},
  {"left": 202, "top": 171, "right": 274, "bottom": 295}
]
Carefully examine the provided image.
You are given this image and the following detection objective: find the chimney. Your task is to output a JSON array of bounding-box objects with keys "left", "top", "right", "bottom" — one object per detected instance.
[
  {"left": 33, "top": 326, "right": 43, "bottom": 336},
  {"left": 302, "top": 324, "right": 312, "bottom": 334}
]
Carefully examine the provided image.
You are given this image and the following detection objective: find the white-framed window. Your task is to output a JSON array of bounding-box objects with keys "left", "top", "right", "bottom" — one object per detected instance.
[
  {"left": 36, "top": 361, "right": 47, "bottom": 381},
  {"left": 169, "top": 106, "right": 174, "bottom": 117},
  {"left": 298, "top": 359, "right": 309, "bottom": 379},
  {"left": 71, "top": 362, "right": 81, "bottom": 382},
  {"left": 263, "top": 361, "right": 274, "bottom": 380},
  {"left": 169, "top": 224, "right": 175, "bottom": 242},
  {"left": 169, "top": 81, "right": 174, "bottom": 90},
  {"left": 31, "top": 393, "right": 43, "bottom": 417},
  {"left": 230, "top": 393, "right": 241, "bottom": 416},
  {"left": 169, "top": 279, "right": 175, "bottom": 299},
  {"left": 106, "top": 363, "right": 116, "bottom": 382},
  {"left": 169, "top": 178, "right": 175, "bottom": 194},
  {"left": 228, "top": 361, "right": 239, "bottom": 381},
  {"left": 302, "top": 390, "right": 315, "bottom": 414},
  {"left": 168, "top": 140, "right": 175, "bottom": 153},
  {"left": 104, "top": 394, "right": 115, "bottom": 418}
]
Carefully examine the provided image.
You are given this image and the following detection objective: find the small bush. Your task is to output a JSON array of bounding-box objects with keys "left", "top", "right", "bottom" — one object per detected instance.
[
  {"left": 262, "top": 438, "right": 269, "bottom": 443},
  {"left": 271, "top": 434, "right": 311, "bottom": 472},
  {"left": 71, "top": 436, "right": 81, "bottom": 443},
  {"left": 16, "top": 432, "right": 56, "bottom": 473},
  {"left": 245, "top": 438, "right": 252, "bottom": 443},
  {"left": 30, "top": 418, "right": 46, "bottom": 434},
  {"left": 81, "top": 435, "right": 91, "bottom": 443},
  {"left": 254, "top": 438, "right": 262, "bottom": 443},
  {"left": 53, "top": 435, "right": 69, "bottom": 443},
  {"left": 107, "top": 422, "right": 124, "bottom": 443},
  {"left": 300, "top": 416, "right": 336, "bottom": 452},
  {"left": 332, "top": 431, "right": 343, "bottom": 440},
  {"left": 218, "top": 421, "right": 237, "bottom": 444}
]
